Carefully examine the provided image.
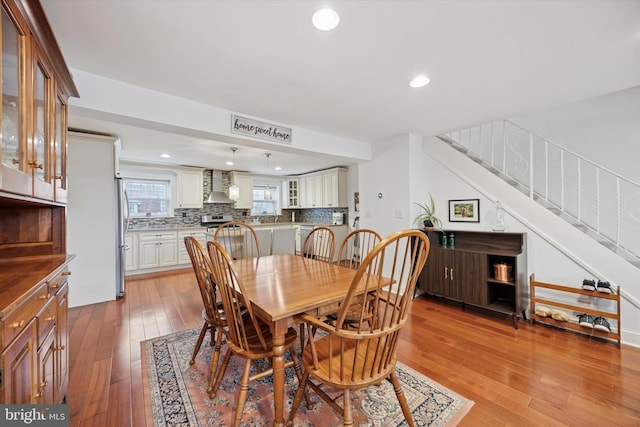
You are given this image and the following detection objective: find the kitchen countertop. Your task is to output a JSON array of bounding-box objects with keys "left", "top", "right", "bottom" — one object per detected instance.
[
  {"left": 127, "top": 222, "right": 348, "bottom": 232},
  {"left": 127, "top": 226, "right": 207, "bottom": 232},
  {"left": 249, "top": 222, "right": 347, "bottom": 227}
]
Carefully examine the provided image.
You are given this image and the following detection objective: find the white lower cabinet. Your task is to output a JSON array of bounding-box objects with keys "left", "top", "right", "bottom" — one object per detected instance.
[
  {"left": 178, "top": 230, "right": 206, "bottom": 264},
  {"left": 138, "top": 231, "right": 178, "bottom": 269},
  {"left": 124, "top": 233, "right": 138, "bottom": 271},
  {"left": 126, "top": 228, "right": 208, "bottom": 274}
]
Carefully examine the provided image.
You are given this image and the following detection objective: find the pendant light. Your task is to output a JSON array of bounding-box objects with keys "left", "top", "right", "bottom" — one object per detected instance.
[
  {"left": 227, "top": 147, "right": 240, "bottom": 201},
  {"left": 226, "top": 147, "right": 237, "bottom": 166},
  {"left": 264, "top": 153, "right": 273, "bottom": 200}
]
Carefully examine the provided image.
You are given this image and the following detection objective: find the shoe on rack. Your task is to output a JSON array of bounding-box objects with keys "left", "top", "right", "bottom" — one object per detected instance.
[
  {"left": 593, "top": 316, "right": 611, "bottom": 333},
  {"left": 535, "top": 306, "right": 550, "bottom": 317},
  {"left": 550, "top": 309, "right": 569, "bottom": 322},
  {"left": 596, "top": 280, "right": 615, "bottom": 294},
  {"left": 581, "top": 279, "right": 596, "bottom": 291},
  {"left": 577, "top": 313, "right": 595, "bottom": 328}
]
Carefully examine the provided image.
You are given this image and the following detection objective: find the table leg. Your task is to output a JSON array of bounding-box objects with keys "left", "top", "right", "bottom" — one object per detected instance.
[{"left": 272, "top": 326, "right": 286, "bottom": 427}]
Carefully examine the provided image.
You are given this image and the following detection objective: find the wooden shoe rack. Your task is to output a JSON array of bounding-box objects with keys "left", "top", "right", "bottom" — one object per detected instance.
[{"left": 529, "top": 274, "right": 621, "bottom": 348}]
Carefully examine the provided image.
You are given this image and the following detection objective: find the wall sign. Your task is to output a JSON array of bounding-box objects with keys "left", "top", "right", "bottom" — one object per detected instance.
[{"left": 231, "top": 114, "right": 292, "bottom": 144}]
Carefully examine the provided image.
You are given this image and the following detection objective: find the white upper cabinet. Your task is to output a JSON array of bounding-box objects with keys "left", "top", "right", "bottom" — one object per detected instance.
[
  {"left": 230, "top": 171, "right": 253, "bottom": 209},
  {"left": 299, "top": 168, "right": 347, "bottom": 208},
  {"left": 177, "top": 168, "right": 204, "bottom": 208}
]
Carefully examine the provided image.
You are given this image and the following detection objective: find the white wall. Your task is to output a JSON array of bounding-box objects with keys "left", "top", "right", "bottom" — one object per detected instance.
[
  {"left": 359, "top": 134, "right": 414, "bottom": 238},
  {"left": 357, "top": 132, "right": 640, "bottom": 346},
  {"left": 510, "top": 85, "right": 640, "bottom": 182}
]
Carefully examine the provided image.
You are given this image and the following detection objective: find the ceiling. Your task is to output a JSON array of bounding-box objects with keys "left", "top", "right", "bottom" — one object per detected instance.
[{"left": 42, "top": 0, "right": 640, "bottom": 175}]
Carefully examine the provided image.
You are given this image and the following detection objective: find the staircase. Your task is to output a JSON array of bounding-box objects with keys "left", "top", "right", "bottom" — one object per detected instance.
[{"left": 439, "top": 120, "right": 640, "bottom": 269}]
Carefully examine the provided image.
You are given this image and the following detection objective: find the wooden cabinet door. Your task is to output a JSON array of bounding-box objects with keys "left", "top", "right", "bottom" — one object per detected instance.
[
  {"left": 419, "top": 247, "right": 447, "bottom": 296},
  {"left": 52, "top": 91, "right": 69, "bottom": 203},
  {"left": 1, "top": 320, "right": 36, "bottom": 404},
  {"left": 36, "top": 328, "right": 56, "bottom": 404},
  {"left": 31, "top": 51, "right": 55, "bottom": 201},
  {"left": 0, "top": 5, "right": 31, "bottom": 197},
  {"left": 453, "top": 252, "right": 487, "bottom": 306},
  {"left": 55, "top": 283, "right": 69, "bottom": 403}
]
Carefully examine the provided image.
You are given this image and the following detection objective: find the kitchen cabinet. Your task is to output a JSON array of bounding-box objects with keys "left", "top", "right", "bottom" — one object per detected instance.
[
  {"left": 54, "top": 281, "right": 69, "bottom": 402},
  {"left": 230, "top": 171, "right": 253, "bottom": 209},
  {"left": 138, "top": 231, "right": 178, "bottom": 269},
  {"left": 0, "top": 1, "right": 76, "bottom": 405},
  {"left": 0, "top": 261, "right": 72, "bottom": 404},
  {"left": 301, "top": 175, "right": 322, "bottom": 208},
  {"left": 1, "top": 320, "right": 36, "bottom": 403},
  {"left": 0, "top": 0, "right": 78, "bottom": 201},
  {"left": 299, "top": 168, "right": 347, "bottom": 208},
  {"left": 418, "top": 229, "right": 526, "bottom": 327},
  {"left": 177, "top": 168, "right": 204, "bottom": 208},
  {"left": 124, "top": 233, "right": 138, "bottom": 271},
  {"left": 285, "top": 178, "right": 299, "bottom": 208},
  {"left": 178, "top": 230, "right": 206, "bottom": 264},
  {"left": 322, "top": 169, "right": 347, "bottom": 207}
]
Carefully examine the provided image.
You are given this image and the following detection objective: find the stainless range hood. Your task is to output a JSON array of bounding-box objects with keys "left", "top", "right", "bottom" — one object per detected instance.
[{"left": 205, "top": 170, "right": 235, "bottom": 204}]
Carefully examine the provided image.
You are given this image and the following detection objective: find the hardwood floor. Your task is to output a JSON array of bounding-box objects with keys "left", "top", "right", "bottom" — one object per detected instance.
[{"left": 67, "top": 269, "right": 640, "bottom": 426}]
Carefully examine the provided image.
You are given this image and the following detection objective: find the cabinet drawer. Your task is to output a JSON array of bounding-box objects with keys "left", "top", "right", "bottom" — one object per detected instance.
[
  {"left": 139, "top": 231, "right": 178, "bottom": 242},
  {"left": 2, "top": 285, "right": 51, "bottom": 348},
  {"left": 37, "top": 297, "right": 57, "bottom": 347},
  {"left": 46, "top": 270, "right": 68, "bottom": 295}
]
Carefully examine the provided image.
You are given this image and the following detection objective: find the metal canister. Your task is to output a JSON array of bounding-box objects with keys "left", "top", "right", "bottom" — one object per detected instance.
[
  {"left": 439, "top": 233, "right": 447, "bottom": 247},
  {"left": 448, "top": 232, "right": 455, "bottom": 247}
]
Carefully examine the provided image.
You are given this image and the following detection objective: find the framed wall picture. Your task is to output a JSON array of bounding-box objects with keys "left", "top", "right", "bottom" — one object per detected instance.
[{"left": 449, "top": 199, "right": 480, "bottom": 223}]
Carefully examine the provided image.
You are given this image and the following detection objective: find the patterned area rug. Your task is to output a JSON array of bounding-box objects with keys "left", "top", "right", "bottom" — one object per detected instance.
[{"left": 142, "top": 328, "right": 473, "bottom": 426}]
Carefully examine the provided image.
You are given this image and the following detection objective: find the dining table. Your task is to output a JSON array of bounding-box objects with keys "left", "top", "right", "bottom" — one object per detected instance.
[{"left": 232, "top": 253, "right": 363, "bottom": 427}]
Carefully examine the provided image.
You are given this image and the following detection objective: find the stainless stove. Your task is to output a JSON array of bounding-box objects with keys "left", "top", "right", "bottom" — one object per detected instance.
[{"left": 201, "top": 214, "right": 234, "bottom": 232}]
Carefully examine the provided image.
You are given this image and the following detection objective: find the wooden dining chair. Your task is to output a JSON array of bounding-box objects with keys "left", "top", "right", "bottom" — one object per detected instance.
[
  {"left": 301, "top": 226, "right": 336, "bottom": 263},
  {"left": 329, "top": 228, "right": 383, "bottom": 327},
  {"left": 298, "top": 226, "right": 337, "bottom": 347},
  {"left": 287, "top": 229, "right": 431, "bottom": 427},
  {"left": 336, "top": 228, "right": 382, "bottom": 269},
  {"left": 183, "top": 236, "right": 229, "bottom": 396},
  {"left": 213, "top": 221, "right": 261, "bottom": 259},
  {"left": 206, "top": 240, "right": 309, "bottom": 426}
]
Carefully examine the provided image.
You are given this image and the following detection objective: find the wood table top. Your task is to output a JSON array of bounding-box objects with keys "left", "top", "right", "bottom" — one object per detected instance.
[{"left": 232, "top": 253, "right": 359, "bottom": 323}]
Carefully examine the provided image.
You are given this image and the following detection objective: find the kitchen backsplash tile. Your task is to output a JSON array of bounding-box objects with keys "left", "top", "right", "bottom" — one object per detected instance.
[{"left": 128, "top": 171, "right": 348, "bottom": 230}]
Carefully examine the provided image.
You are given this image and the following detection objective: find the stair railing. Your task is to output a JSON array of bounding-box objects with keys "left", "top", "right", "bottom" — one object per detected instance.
[{"left": 440, "top": 120, "right": 640, "bottom": 262}]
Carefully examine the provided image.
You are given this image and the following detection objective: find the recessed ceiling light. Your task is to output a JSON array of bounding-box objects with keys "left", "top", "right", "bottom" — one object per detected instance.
[
  {"left": 160, "top": 153, "right": 171, "bottom": 158},
  {"left": 409, "top": 75, "right": 430, "bottom": 88},
  {"left": 275, "top": 166, "right": 282, "bottom": 171},
  {"left": 312, "top": 8, "right": 340, "bottom": 31}
]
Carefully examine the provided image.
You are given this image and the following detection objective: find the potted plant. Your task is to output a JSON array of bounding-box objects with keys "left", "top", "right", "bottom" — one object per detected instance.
[{"left": 413, "top": 194, "right": 443, "bottom": 230}]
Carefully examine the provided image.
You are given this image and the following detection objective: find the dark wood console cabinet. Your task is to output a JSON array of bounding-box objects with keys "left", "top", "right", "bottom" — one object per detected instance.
[{"left": 417, "top": 229, "right": 527, "bottom": 327}]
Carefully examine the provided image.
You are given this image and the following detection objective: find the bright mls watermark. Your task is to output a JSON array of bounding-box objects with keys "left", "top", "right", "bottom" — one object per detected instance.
[{"left": 1, "top": 405, "right": 68, "bottom": 426}]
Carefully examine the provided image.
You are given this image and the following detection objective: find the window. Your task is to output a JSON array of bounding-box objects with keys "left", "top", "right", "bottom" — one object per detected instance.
[
  {"left": 252, "top": 185, "right": 279, "bottom": 216},
  {"left": 125, "top": 177, "right": 171, "bottom": 217}
]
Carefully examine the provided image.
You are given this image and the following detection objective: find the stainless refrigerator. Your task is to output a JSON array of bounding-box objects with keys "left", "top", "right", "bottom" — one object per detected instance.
[{"left": 67, "top": 131, "right": 127, "bottom": 307}]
